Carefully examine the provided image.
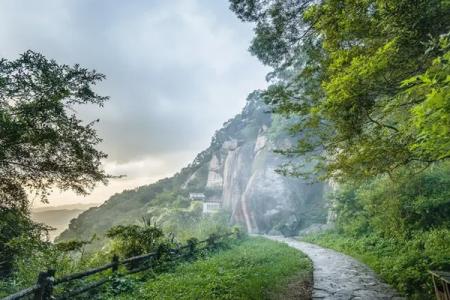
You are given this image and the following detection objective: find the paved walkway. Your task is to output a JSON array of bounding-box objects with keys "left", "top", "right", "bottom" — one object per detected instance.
[{"left": 265, "top": 236, "right": 404, "bottom": 300}]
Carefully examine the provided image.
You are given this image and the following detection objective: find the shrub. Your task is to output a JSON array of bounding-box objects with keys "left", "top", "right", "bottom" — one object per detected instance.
[
  {"left": 106, "top": 222, "right": 165, "bottom": 259},
  {"left": 305, "top": 162, "right": 450, "bottom": 298}
]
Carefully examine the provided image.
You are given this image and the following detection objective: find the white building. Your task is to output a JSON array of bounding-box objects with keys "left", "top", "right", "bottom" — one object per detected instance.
[
  {"left": 188, "top": 193, "right": 221, "bottom": 214},
  {"left": 202, "top": 201, "right": 221, "bottom": 214},
  {"left": 189, "top": 193, "right": 206, "bottom": 201}
]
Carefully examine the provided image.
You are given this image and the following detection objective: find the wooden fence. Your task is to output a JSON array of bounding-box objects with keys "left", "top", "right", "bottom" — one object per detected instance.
[{"left": 1, "top": 232, "right": 236, "bottom": 300}]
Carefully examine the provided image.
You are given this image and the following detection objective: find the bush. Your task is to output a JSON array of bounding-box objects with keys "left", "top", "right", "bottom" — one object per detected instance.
[
  {"left": 106, "top": 221, "right": 165, "bottom": 259},
  {"left": 305, "top": 162, "right": 450, "bottom": 298}
]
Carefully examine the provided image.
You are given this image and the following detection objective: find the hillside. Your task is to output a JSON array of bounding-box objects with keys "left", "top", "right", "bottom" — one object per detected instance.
[{"left": 59, "top": 92, "right": 328, "bottom": 244}]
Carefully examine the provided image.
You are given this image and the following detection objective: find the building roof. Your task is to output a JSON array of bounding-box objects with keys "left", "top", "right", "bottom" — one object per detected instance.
[{"left": 189, "top": 193, "right": 206, "bottom": 199}]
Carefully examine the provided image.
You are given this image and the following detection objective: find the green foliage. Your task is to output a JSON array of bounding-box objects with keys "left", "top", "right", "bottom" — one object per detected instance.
[
  {"left": 0, "top": 235, "right": 100, "bottom": 297},
  {"left": 55, "top": 239, "right": 91, "bottom": 253},
  {"left": 57, "top": 177, "right": 181, "bottom": 245},
  {"left": 0, "top": 207, "right": 50, "bottom": 277},
  {"left": 230, "top": 0, "right": 450, "bottom": 180},
  {"left": 230, "top": 4, "right": 450, "bottom": 295},
  {"left": 403, "top": 33, "right": 450, "bottom": 161},
  {"left": 310, "top": 1, "right": 450, "bottom": 179},
  {"left": 0, "top": 50, "right": 110, "bottom": 205},
  {"left": 151, "top": 191, "right": 179, "bottom": 207},
  {"left": 0, "top": 223, "right": 238, "bottom": 298},
  {"left": 113, "top": 237, "right": 312, "bottom": 300},
  {"left": 109, "top": 276, "right": 137, "bottom": 296},
  {"left": 106, "top": 222, "right": 164, "bottom": 259},
  {"left": 304, "top": 162, "right": 450, "bottom": 298},
  {"left": 334, "top": 162, "right": 450, "bottom": 238},
  {"left": 0, "top": 50, "right": 110, "bottom": 281},
  {"left": 157, "top": 204, "right": 231, "bottom": 242}
]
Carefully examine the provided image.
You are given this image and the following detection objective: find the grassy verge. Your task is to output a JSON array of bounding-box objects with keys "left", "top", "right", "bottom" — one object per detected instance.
[
  {"left": 114, "top": 237, "right": 312, "bottom": 300},
  {"left": 302, "top": 230, "right": 450, "bottom": 299}
]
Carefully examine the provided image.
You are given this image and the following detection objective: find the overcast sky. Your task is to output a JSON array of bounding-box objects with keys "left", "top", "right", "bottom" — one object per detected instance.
[{"left": 0, "top": 0, "right": 269, "bottom": 207}]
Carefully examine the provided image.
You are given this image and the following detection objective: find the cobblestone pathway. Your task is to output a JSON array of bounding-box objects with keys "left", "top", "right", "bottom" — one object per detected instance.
[{"left": 266, "top": 236, "right": 404, "bottom": 300}]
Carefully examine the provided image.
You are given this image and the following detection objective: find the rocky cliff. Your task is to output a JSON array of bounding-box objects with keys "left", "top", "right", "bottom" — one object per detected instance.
[{"left": 59, "top": 92, "right": 327, "bottom": 242}]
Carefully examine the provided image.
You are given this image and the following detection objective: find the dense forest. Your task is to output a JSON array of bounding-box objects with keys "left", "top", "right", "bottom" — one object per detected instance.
[
  {"left": 1, "top": 0, "right": 449, "bottom": 299},
  {"left": 229, "top": 0, "right": 450, "bottom": 298}
]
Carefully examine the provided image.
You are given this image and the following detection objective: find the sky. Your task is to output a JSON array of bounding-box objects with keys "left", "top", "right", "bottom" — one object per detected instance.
[{"left": 0, "top": 0, "right": 269, "bottom": 208}]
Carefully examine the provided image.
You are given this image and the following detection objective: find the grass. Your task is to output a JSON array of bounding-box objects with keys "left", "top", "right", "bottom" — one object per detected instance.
[{"left": 114, "top": 237, "right": 312, "bottom": 300}]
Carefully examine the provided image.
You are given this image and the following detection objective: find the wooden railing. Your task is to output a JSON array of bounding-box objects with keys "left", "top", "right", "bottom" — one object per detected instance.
[
  {"left": 2, "top": 232, "right": 237, "bottom": 300},
  {"left": 429, "top": 270, "right": 450, "bottom": 300}
]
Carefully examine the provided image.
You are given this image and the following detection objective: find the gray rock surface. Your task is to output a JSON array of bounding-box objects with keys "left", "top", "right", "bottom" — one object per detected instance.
[
  {"left": 298, "top": 223, "right": 334, "bottom": 236},
  {"left": 266, "top": 236, "right": 404, "bottom": 300},
  {"left": 213, "top": 128, "right": 327, "bottom": 233}
]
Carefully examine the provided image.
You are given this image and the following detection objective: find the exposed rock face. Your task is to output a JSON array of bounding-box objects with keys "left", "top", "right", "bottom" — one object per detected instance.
[
  {"left": 206, "top": 155, "right": 223, "bottom": 189},
  {"left": 197, "top": 105, "right": 328, "bottom": 233},
  {"left": 325, "top": 179, "right": 339, "bottom": 224},
  {"left": 253, "top": 131, "right": 267, "bottom": 152}
]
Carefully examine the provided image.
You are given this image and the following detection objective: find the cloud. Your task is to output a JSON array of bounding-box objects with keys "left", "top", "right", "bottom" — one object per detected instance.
[{"left": 0, "top": 0, "right": 269, "bottom": 205}]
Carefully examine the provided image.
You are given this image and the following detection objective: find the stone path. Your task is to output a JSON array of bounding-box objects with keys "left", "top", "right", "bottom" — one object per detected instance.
[{"left": 265, "top": 236, "right": 404, "bottom": 300}]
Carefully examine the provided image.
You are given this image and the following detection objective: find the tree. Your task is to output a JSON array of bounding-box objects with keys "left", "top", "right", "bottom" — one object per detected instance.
[
  {"left": 0, "top": 50, "right": 110, "bottom": 206},
  {"left": 0, "top": 50, "right": 110, "bottom": 276},
  {"left": 230, "top": 0, "right": 450, "bottom": 180},
  {"left": 402, "top": 34, "right": 450, "bottom": 163}
]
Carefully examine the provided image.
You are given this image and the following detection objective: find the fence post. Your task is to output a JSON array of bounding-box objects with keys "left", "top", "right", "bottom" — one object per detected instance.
[
  {"left": 187, "top": 238, "right": 196, "bottom": 257},
  {"left": 33, "top": 269, "right": 55, "bottom": 300},
  {"left": 207, "top": 234, "right": 217, "bottom": 249},
  {"left": 111, "top": 254, "right": 119, "bottom": 273},
  {"left": 111, "top": 254, "right": 119, "bottom": 294},
  {"left": 156, "top": 244, "right": 165, "bottom": 261}
]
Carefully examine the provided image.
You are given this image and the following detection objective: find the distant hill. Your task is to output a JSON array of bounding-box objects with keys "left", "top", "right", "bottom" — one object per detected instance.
[
  {"left": 31, "top": 203, "right": 98, "bottom": 241},
  {"left": 33, "top": 203, "right": 99, "bottom": 212}
]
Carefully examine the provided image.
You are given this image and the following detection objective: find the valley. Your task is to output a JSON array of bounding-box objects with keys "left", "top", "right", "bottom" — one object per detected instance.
[{"left": 31, "top": 204, "right": 98, "bottom": 241}]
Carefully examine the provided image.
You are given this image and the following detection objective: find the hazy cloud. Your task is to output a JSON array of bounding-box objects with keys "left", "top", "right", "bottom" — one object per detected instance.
[{"left": 0, "top": 0, "right": 268, "bottom": 206}]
